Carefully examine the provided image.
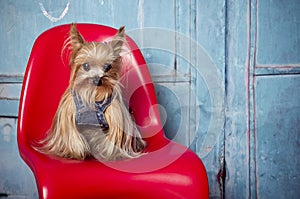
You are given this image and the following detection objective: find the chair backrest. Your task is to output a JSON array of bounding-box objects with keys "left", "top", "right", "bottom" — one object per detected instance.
[{"left": 18, "top": 24, "right": 164, "bottom": 148}]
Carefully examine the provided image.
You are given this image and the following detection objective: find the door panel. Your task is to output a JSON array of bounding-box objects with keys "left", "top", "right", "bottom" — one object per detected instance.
[
  {"left": 255, "top": 75, "right": 300, "bottom": 198},
  {"left": 256, "top": 0, "right": 300, "bottom": 65},
  {"left": 0, "top": 118, "right": 38, "bottom": 198},
  {"left": 252, "top": 0, "right": 300, "bottom": 198}
]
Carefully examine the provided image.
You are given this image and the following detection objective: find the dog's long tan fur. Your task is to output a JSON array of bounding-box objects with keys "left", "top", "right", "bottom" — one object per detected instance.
[{"left": 38, "top": 24, "right": 146, "bottom": 161}]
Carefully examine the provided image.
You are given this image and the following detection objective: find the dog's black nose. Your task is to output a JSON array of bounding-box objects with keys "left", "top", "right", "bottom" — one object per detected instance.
[{"left": 93, "top": 76, "right": 102, "bottom": 86}]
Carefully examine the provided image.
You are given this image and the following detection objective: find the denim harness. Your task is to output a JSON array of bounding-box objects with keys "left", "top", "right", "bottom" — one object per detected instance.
[{"left": 74, "top": 95, "right": 112, "bottom": 130}]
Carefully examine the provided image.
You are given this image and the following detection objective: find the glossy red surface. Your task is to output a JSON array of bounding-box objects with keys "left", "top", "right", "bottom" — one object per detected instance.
[{"left": 17, "top": 24, "right": 209, "bottom": 199}]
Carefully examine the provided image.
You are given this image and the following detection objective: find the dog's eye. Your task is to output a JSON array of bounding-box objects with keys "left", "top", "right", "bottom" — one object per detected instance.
[
  {"left": 104, "top": 64, "right": 112, "bottom": 72},
  {"left": 82, "top": 63, "right": 90, "bottom": 71}
]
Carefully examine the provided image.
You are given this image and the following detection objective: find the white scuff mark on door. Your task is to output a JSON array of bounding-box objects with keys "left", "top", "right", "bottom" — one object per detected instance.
[
  {"left": 138, "top": 0, "right": 144, "bottom": 29},
  {"left": 39, "top": 1, "right": 70, "bottom": 23},
  {"left": 100, "top": 0, "right": 105, "bottom": 5},
  {"left": 137, "top": 0, "right": 144, "bottom": 47}
]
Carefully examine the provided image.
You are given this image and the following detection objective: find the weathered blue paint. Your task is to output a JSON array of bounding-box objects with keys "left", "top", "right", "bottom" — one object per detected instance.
[
  {"left": 0, "top": 118, "right": 38, "bottom": 198},
  {"left": 255, "top": 75, "right": 300, "bottom": 199},
  {"left": 225, "top": 0, "right": 250, "bottom": 198},
  {"left": 251, "top": 1, "right": 300, "bottom": 198},
  {"left": 256, "top": 0, "right": 300, "bottom": 66},
  {"left": 0, "top": 0, "right": 300, "bottom": 198}
]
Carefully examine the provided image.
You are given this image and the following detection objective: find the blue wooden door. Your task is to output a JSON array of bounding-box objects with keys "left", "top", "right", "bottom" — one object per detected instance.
[
  {"left": 251, "top": 0, "right": 300, "bottom": 198},
  {"left": 0, "top": 0, "right": 299, "bottom": 198},
  {"left": 225, "top": 0, "right": 300, "bottom": 198}
]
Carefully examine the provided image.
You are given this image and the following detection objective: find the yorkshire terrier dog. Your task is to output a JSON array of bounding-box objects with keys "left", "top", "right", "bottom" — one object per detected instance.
[{"left": 39, "top": 24, "right": 146, "bottom": 161}]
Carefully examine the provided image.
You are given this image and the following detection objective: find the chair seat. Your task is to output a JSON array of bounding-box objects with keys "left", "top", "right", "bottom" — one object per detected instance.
[{"left": 25, "top": 141, "right": 207, "bottom": 199}]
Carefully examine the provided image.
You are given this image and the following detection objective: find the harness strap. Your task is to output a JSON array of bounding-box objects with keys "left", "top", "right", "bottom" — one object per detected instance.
[{"left": 94, "top": 97, "right": 112, "bottom": 130}]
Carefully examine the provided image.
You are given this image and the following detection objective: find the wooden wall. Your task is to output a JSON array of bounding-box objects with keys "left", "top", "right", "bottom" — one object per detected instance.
[{"left": 0, "top": 0, "right": 299, "bottom": 198}]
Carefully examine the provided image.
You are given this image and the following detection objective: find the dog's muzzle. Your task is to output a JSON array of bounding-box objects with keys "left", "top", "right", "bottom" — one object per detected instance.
[{"left": 93, "top": 76, "right": 102, "bottom": 86}]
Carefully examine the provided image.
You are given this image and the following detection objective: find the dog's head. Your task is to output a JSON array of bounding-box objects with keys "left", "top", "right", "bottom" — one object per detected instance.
[{"left": 67, "top": 24, "right": 126, "bottom": 104}]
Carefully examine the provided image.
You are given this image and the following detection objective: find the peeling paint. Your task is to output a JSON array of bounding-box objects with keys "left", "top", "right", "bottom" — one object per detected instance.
[
  {"left": 138, "top": 0, "right": 144, "bottom": 29},
  {"left": 39, "top": 2, "right": 70, "bottom": 23}
]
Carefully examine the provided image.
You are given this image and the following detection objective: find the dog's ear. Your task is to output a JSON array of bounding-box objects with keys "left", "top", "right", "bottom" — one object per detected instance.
[
  {"left": 70, "top": 23, "right": 85, "bottom": 64},
  {"left": 110, "top": 26, "right": 126, "bottom": 57}
]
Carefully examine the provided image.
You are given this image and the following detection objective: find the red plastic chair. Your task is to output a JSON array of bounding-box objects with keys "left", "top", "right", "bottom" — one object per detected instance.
[{"left": 18, "top": 24, "right": 208, "bottom": 199}]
